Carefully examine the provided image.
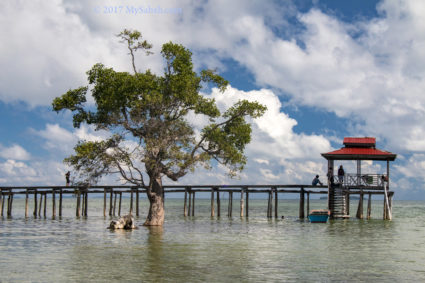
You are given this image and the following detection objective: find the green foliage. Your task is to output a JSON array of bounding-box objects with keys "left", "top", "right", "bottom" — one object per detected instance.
[{"left": 53, "top": 29, "right": 266, "bottom": 187}]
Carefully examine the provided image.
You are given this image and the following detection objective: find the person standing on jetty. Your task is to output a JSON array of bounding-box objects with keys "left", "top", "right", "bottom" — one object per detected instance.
[
  {"left": 312, "top": 175, "right": 323, "bottom": 186},
  {"left": 65, "top": 171, "right": 70, "bottom": 186},
  {"left": 338, "top": 165, "right": 345, "bottom": 184}
]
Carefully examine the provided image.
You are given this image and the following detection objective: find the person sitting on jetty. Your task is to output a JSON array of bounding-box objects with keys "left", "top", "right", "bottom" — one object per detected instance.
[{"left": 312, "top": 175, "right": 323, "bottom": 186}]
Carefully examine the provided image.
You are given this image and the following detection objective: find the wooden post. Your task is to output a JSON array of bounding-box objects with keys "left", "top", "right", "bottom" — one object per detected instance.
[
  {"left": 81, "top": 191, "right": 85, "bottom": 216},
  {"left": 191, "top": 191, "right": 195, "bottom": 216},
  {"left": 130, "top": 188, "right": 134, "bottom": 215},
  {"left": 33, "top": 189, "right": 38, "bottom": 217},
  {"left": 136, "top": 188, "right": 139, "bottom": 217},
  {"left": 267, "top": 190, "right": 273, "bottom": 218},
  {"left": 188, "top": 191, "right": 192, "bottom": 217},
  {"left": 43, "top": 193, "right": 47, "bottom": 218},
  {"left": 367, "top": 193, "right": 372, "bottom": 219},
  {"left": 118, "top": 192, "right": 122, "bottom": 216},
  {"left": 240, "top": 188, "right": 244, "bottom": 217},
  {"left": 228, "top": 191, "right": 233, "bottom": 217},
  {"left": 76, "top": 190, "right": 81, "bottom": 217},
  {"left": 10, "top": 193, "right": 14, "bottom": 217},
  {"left": 245, "top": 188, "right": 249, "bottom": 218},
  {"left": 25, "top": 189, "right": 29, "bottom": 218},
  {"left": 299, "top": 187, "right": 305, "bottom": 219},
  {"left": 216, "top": 189, "right": 220, "bottom": 217},
  {"left": 211, "top": 188, "right": 215, "bottom": 217},
  {"left": 184, "top": 188, "right": 188, "bottom": 217},
  {"left": 38, "top": 192, "right": 43, "bottom": 217},
  {"left": 52, "top": 189, "right": 56, "bottom": 219},
  {"left": 103, "top": 188, "right": 107, "bottom": 217},
  {"left": 84, "top": 191, "right": 88, "bottom": 216},
  {"left": 113, "top": 192, "right": 117, "bottom": 216},
  {"left": 109, "top": 188, "right": 113, "bottom": 216},
  {"left": 0, "top": 191, "right": 3, "bottom": 216},
  {"left": 59, "top": 188, "right": 63, "bottom": 217},
  {"left": 274, "top": 187, "right": 278, "bottom": 218},
  {"left": 7, "top": 193, "right": 13, "bottom": 217},
  {"left": 356, "top": 192, "right": 364, "bottom": 219},
  {"left": 383, "top": 197, "right": 387, "bottom": 220},
  {"left": 346, "top": 192, "right": 350, "bottom": 216},
  {"left": 306, "top": 192, "right": 310, "bottom": 217}
]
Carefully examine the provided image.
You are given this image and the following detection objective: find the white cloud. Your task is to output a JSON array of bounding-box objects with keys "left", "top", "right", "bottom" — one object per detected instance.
[
  {"left": 32, "top": 123, "right": 107, "bottom": 153},
  {"left": 0, "top": 144, "right": 31, "bottom": 160},
  {"left": 0, "top": 159, "right": 36, "bottom": 178}
]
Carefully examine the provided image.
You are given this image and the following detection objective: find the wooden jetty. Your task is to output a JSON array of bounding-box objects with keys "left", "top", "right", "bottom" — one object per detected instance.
[{"left": 0, "top": 184, "right": 393, "bottom": 220}]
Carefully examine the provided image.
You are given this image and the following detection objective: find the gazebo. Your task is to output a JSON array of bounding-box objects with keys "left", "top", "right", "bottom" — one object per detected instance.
[{"left": 321, "top": 137, "right": 397, "bottom": 220}]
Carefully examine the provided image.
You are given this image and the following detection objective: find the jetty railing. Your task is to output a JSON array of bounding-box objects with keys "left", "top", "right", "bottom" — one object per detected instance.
[
  {"left": 333, "top": 174, "right": 387, "bottom": 188},
  {"left": 0, "top": 184, "right": 393, "bottom": 220}
]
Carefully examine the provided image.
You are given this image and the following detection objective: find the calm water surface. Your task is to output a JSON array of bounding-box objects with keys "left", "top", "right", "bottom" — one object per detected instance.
[{"left": 1, "top": 197, "right": 425, "bottom": 282}]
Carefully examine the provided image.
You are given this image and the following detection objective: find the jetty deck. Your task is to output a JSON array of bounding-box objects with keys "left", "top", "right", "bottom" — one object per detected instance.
[{"left": 0, "top": 184, "right": 393, "bottom": 220}]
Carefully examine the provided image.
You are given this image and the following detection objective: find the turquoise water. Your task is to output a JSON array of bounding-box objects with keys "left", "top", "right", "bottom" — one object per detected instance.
[{"left": 1, "top": 197, "right": 425, "bottom": 282}]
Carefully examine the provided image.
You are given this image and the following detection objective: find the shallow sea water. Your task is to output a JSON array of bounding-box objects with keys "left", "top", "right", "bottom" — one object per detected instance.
[{"left": 1, "top": 197, "right": 425, "bottom": 282}]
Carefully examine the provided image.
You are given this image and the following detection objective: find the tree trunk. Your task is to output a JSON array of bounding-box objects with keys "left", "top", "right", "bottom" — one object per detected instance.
[{"left": 144, "top": 175, "right": 165, "bottom": 226}]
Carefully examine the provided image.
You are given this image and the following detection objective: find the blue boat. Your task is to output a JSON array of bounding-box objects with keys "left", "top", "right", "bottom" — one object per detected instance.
[{"left": 308, "top": 210, "right": 330, "bottom": 223}]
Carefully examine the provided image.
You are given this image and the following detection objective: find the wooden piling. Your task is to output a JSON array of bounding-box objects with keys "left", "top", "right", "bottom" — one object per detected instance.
[
  {"left": 52, "top": 189, "right": 56, "bottom": 219},
  {"left": 299, "top": 187, "right": 305, "bottom": 219},
  {"left": 25, "top": 190, "right": 29, "bottom": 218},
  {"left": 136, "top": 188, "right": 139, "bottom": 217},
  {"left": 306, "top": 192, "right": 310, "bottom": 217},
  {"left": 38, "top": 193, "right": 43, "bottom": 217},
  {"left": 356, "top": 192, "right": 364, "bottom": 219},
  {"left": 240, "top": 189, "right": 244, "bottom": 217},
  {"left": 113, "top": 192, "right": 117, "bottom": 216},
  {"left": 216, "top": 189, "right": 220, "bottom": 217},
  {"left": 245, "top": 188, "right": 249, "bottom": 218},
  {"left": 188, "top": 191, "right": 192, "bottom": 217},
  {"left": 266, "top": 191, "right": 270, "bottom": 217},
  {"left": 274, "top": 187, "right": 278, "bottom": 218},
  {"left": 0, "top": 191, "right": 3, "bottom": 216},
  {"left": 59, "top": 188, "right": 63, "bottom": 217},
  {"left": 7, "top": 193, "right": 13, "bottom": 217},
  {"left": 346, "top": 193, "right": 350, "bottom": 216},
  {"left": 76, "top": 190, "right": 81, "bottom": 217},
  {"left": 109, "top": 188, "right": 113, "bottom": 216},
  {"left": 103, "top": 188, "right": 107, "bottom": 217},
  {"left": 43, "top": 193, "right": 47, "bottom": 218},
  {"left": 118, "top": 192, "right": 122, "bottom": 216},
  {"left": 84, "top": 191, "right": 88, "bottom": 216},
  {"left": 33, "top": 189, "right": 38, "bottom": 217},
  {"left": 367, "top": 193, "right": 372, "bottom": 219},
  {"left": 81, "top": 191, "right": 85, "bottom": 217},
  {"left": 184, "top": 188, "right": 188, "bottom": 217},
  {"left": 211, "top": 188, "right": 215, "bottom": 217},
  {"left": 130, "top": 188, "right": 134, "bottom": 215},
  {"left": 191, "top": 191, "right": 195, "bottom": 216},
  {"left": 228, "top": 191, "right": 233, "bottom": 217}
]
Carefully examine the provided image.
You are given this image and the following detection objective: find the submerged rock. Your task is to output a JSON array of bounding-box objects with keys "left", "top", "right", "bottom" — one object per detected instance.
[{"left": 108, "top": 214, "right": 136, "bottom": 230}]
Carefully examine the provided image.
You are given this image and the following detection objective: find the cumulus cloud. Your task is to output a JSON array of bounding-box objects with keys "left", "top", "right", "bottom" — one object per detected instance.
[
  {"left": 31, "top": 123, "right": 107, "bottom": 153},
  {"left": 176, "top": 86, "right": 332, "bottom": 185},
  {"left": 0, "top": 144, "right": 31, "bottom": 160}
]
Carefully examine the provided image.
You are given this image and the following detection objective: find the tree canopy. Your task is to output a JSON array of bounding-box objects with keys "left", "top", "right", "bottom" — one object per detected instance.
[{"left": 52, "top": 29, "right": 266, "bottom": 225}]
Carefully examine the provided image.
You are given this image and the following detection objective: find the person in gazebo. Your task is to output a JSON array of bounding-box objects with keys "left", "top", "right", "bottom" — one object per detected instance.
[{"left": 338, "top": 165, "right": 345, "bottom": 184}]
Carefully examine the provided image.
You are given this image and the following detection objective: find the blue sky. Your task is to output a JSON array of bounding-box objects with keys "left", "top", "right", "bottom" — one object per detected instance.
[{"left": 1, "top": 0, "right": 425, "bottom": 199}]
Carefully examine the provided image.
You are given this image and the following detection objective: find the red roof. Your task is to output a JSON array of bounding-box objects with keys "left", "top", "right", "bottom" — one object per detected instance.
[
  {"left": 343, "top": 137, "right": 375, "bottom": 147},
  {"left": 322, "top": 137, "right": 397, "bottom": 161}
]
